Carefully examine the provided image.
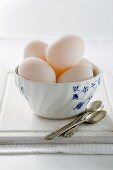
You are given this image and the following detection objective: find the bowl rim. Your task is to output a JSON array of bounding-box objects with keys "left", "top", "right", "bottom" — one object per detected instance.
[{"left": 15, "top": 65, "right": 102, "bottom": 85}]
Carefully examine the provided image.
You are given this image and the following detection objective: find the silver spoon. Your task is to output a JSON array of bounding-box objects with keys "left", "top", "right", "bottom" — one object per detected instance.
[
  {"left": 45, "top": 110, "right": 106, "bottom": 140},
  {"left": 64, "top": 100, "right": 104, "bottom": 138},
  {"left": 44, "top": 100, "right": 104, "bottom": 140},
  {"left": 86, "top": 100, "right": 104, "bottom": 112},
  {"left": 66, "top": 110, "right": 106, "bottom": 127}
]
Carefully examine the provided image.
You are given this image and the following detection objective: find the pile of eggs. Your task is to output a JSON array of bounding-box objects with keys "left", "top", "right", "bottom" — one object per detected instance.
[{"left": 18, "top": 34, "right": 96, "bottom": 83}]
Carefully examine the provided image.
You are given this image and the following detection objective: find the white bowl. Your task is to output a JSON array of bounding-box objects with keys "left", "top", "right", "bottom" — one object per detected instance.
[{"left": 15, "top": 66, "right": 102, "bottom": 119}]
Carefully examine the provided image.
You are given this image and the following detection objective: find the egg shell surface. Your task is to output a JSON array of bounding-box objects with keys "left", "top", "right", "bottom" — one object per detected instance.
[
  {"left": 78, "top": 58, "right": 92, "bottom": 67},
  {"left": 24, "top": 40, "right": 48, "bottom": 61},
  {"left": 92, "top": 64, "right": 100, "bottom": 76},
  {"left": 57, "top": 64, "right": 93, "bottom": 83},
  {"left": 46, "top": 34, "right": 85, "bottom": 77},
  {"left": 18, "top": 57, "right": 56, "bottom": 83}
]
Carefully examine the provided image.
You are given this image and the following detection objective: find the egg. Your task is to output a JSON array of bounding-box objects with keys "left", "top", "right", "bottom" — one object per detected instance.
[
  {"left": 24, "top": 40, "right": 48, "bottom": 61},
  {"left": 78, "top": 58, "right": 92, "bottom": 67},
  {"left": 92, "top": 64, "right": 100, "bottom": 76},
  {"left": 46, "top": 34, "right": 84, "bottom": 77},
  {"left": 18, "top": 57, "right": 56, "bottom": 83},
  {"left": 57, "top": 64, "right": 93, "bottom": 83}
]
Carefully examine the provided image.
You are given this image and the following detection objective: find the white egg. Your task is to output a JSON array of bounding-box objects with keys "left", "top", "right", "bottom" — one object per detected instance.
[
  {"left": 24, "top": 40, "right": 48, "bottom": 61},
  {"left": 92, "top": 64, "right": 100, "bottom": 76},
  {"left": 57, "top": 64, "right": 93, "bottom": 83},
  {"left": 18, "top": 57, "right": 56, "bottom": 83},
  {"left": 78, "top": 58, "right": 92, "bottom": 67},
  {"left": 46, "top": 34, "right": 84, "bottom": 77}
]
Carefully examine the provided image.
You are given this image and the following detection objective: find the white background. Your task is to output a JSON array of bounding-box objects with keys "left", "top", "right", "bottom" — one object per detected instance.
[
  {"left": 0, "top": 0, "right": 113, "bottom": 38},
  {"left": 0, "top": 0, "right": 113, "bottom": 71},
  {"left": 0, "top": 0, "right": 113, "bottom": 170}
]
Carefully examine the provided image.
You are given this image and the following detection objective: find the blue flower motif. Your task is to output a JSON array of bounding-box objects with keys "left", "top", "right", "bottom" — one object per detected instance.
[
  {"left": 73, "top": 102, "right": 84, "bottom": 110},
  {"left": 88, "top": 95, "right": 93, "bottom": 101},
  {"left": 70, "top": 78, "right": 101, "bottom": 111},
  {"left": 98, "top": 78, "right": 101, "bottom": 85},
  {"left": 20, "top": 86, "right": 24, "bottom": 94},
  {"left": 91, "top": 83, "right": 95, "bottom": 87},
  {"left": 73, "top": 86, "right": 79, "bottom": 92},
  {"left": 82, "top": 86, "right": 88, "bottom": 93},
  {"left": 72, "top": 94, "right": 79, "bottom": 100}
]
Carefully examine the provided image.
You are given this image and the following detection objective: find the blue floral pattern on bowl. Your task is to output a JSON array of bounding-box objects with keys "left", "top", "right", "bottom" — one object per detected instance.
[{"left": 69, "top": 77, "right": 101, "bottom": 111}]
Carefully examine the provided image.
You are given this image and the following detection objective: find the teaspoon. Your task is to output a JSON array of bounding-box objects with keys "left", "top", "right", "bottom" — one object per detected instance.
[
  {"left": 45, "top": 101, "right": 104, "bottom": 140},
  {"left": 64, "top": 100, "right": 104, "bottom": 138}
]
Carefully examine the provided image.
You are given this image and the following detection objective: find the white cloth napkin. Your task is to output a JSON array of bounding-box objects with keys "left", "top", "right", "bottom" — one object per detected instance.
[{"left": 0, "top": 144, "right": 113, "bottom": 155}]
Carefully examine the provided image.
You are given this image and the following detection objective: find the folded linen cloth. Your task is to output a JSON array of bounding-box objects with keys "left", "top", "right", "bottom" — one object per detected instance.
[{"left": 0, "top": 144, "right": 113, "bottom": 155}]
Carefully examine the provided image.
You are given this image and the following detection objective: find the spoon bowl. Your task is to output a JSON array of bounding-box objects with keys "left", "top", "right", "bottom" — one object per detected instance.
[
  {"left": 86, "top": 100, "right": 104, "bottom": 112},
  {"left": 85, "top": 110, "right": 107, "bottom": 124}
]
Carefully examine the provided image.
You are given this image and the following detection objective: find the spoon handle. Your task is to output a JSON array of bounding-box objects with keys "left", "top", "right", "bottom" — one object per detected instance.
[
  {"left": 64, "top": 112, "right": 90, "bottom": 138},
  {"left": 64, "top": 126, "right": 78, "bottom": 138},
  {"left": 44, "top": 114, "right": 86, "bottom": 140}
]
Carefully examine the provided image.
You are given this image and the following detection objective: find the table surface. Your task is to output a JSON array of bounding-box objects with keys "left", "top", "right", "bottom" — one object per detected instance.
[{"left": 0, "top": 38, "right": 113, "bottom": 169}]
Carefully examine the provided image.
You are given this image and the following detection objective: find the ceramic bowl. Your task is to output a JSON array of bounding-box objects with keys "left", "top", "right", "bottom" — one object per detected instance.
[{"left": 15, "top": 66, "right": 102, "bottom": 119}]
